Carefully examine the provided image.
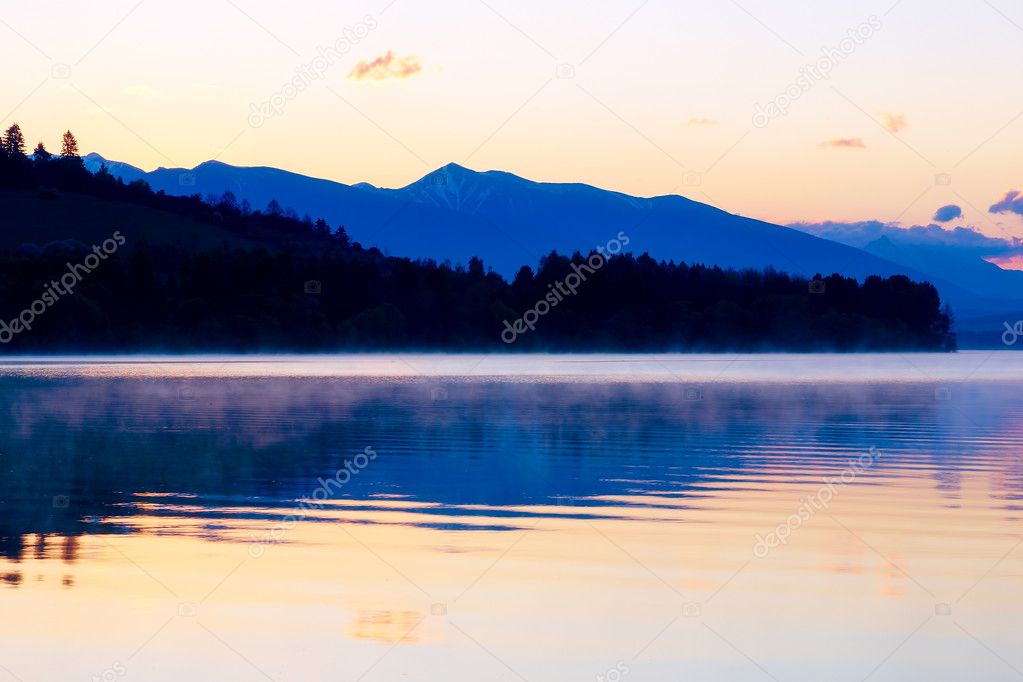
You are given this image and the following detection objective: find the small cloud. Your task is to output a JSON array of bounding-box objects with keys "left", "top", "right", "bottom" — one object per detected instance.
[
  {"left": 990, "top": 190, "right": 1023, "bottom": 217},
  {"left": 879, "top": 112, "right": 908, "bottom": 134},
  {"left": 986, "top": 254, "right": 1023, "bottom": 271},
  {"left": 820, "top": 138, "right": 866, "bottom": 149},
  {"left": 933, "top": 204, "right": 962, "bottom": 223},
  {"left": 684, "top": 118, "right": 719, "bottom": 127},
  {"left": 349, "top": 51, "right": 423, "bottom": 81}
]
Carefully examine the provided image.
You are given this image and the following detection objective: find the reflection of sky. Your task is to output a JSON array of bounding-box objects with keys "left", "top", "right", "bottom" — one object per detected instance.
[
  {"left": 4, "top": 469, "right": 1022, "bottom": 680},
  {"left": 2, "top": 360, "right": 1023, "bottom": 679},
  {"left": 2, "top": 355, "right": 1023, "bottom": 547},
  {"left": 1, "top": 2, "right": 1022, "bottom": 229}
]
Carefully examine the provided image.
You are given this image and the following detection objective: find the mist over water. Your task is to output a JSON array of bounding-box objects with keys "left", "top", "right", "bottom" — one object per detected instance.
[{"left": 1, "top": 354, "right": 1021, "bottom": 680}]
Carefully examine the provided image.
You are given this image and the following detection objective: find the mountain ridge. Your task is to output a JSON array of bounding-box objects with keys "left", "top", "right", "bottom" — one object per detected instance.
[{"left": 81, "top": 152, "right": 1012, "bottom": 321}]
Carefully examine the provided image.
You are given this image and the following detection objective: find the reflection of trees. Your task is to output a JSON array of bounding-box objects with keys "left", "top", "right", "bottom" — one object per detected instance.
[
  {"left": 2, "top": 376, "right": 1020, "bottom": 561},
  {"left": 0, "top": 536, "right": 80, "bottom": 589}
]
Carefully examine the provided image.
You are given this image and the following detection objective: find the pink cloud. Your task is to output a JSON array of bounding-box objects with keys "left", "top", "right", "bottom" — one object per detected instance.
[
  {"left": 985, "top": 254, "right": 1023, "bottom": 271},
  {"left": 820, "top": 138, "right": 866, "bottom": 149},
  {"left": 348, "top": 51, "right": 423, "bottom": 81},
  {"left": 879, "top": 112, "right": 908, "bottom": 134}
]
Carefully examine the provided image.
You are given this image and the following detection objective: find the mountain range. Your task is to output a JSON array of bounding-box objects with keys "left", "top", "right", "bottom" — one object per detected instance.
[
  {"left": 83, "top": 153, "right": 1023, "bottom": 344},
  {"left": 789, "top": 220, "right": 1023, "bottom": 297}
]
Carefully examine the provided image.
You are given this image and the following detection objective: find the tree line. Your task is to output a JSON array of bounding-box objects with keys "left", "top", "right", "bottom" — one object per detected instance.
[{"left": 0, "top": 123, "right": 956, "bottom": 352}]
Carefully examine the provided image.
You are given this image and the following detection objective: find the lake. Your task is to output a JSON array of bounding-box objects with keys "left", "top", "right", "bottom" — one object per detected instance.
[{"left": 1, "top": 353, "right": 1021, "bottom": 681}]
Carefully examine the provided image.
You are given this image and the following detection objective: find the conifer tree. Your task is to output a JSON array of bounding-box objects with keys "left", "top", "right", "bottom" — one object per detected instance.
[
  {"left": 60, "top": 130, "right": 80, "bottom": 158},
  {"left": 3, "top": 123, "right": 26, "bottom": 156}
]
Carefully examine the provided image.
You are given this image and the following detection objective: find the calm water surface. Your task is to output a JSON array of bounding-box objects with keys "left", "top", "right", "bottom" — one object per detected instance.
[{"left": 1, "top": 353, "right": 1021, "bottom": 681}]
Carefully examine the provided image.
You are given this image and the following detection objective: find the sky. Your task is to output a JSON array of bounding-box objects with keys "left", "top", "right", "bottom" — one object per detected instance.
[{"left": 2, "top": 0, "right": 1022, "bottom": 237}]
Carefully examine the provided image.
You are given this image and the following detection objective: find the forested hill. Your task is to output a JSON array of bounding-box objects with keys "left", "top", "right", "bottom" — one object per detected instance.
[{"left": 0, "top": 125, "right": 956, "bottom": 352}]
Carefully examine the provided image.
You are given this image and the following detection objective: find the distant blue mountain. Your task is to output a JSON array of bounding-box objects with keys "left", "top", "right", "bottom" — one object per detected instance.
[
  {"left": 84, "top": 153, "right": 1009, "bottom": 319},
  {"left": 791, "top": 221, "right": 1023, "bottom": 301},
  {"left": 791, "top": 221, "right": 1023, "bottom": 340}
]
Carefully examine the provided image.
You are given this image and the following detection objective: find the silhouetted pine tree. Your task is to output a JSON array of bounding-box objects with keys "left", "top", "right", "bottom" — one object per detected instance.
[
  {"left": 3, "top": 124, "right": 26, "bottom": 156},
  {"left": 0, "top": 121, "right": 957, "bottom": 353},
  {"left": 32, "top": 141, "right": 50, "bottom": 161},
  {"left": 60, "top": 130, "right": 80, "bottom": 158}
]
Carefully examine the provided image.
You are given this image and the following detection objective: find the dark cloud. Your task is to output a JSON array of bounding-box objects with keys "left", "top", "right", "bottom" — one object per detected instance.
[
  {"left": 990, "top": 190, "right": 1023, "bottom": 217},
  {"left": 932, "top": 204, "right": 962, "bottom": 223}
]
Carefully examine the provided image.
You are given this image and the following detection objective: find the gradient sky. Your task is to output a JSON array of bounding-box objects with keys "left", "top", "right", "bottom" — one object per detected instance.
[{"left": 2, "top": 0, "right": 1022, "bottom": 236}]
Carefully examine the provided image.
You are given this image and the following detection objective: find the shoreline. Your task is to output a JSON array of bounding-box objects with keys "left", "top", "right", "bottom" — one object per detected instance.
[{"left": 0, "top": 350, "right": 1013, "bottom": 383}]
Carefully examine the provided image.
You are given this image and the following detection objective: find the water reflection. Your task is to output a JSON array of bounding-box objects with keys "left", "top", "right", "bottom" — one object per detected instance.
[
  {"left": 1, "top": 363, "right": 1022, "bottom": 681},
  {"left": 2, "top": 376, "right": 1021, "bottom": 558}
]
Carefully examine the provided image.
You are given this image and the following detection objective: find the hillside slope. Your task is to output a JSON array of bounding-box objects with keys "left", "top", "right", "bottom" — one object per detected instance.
[{"left": 0, "top": 188, "right": 265, "bottom": 252}]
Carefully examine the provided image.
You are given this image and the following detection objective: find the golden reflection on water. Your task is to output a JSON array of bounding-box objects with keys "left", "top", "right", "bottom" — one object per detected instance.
[
  {"left": 348, "top": 610, "right": 430, "bottom": 644},
  {"left": 2, "top": 461, "right": 1022, "bottom": 681},
  {"left": 2, "top": 361, "right": 1023, "bottom": 680}
]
